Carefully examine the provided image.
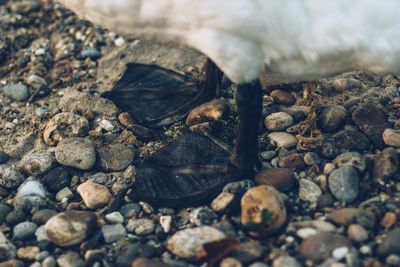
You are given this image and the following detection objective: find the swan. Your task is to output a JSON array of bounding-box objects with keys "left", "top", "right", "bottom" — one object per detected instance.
[{"left": 56, "top": 0, "right": 400, "bottom": 206}]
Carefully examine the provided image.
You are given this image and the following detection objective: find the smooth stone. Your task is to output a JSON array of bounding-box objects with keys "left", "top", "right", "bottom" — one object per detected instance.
[
  {"left": 43, "top": 166, "right": 70, "bottom": 193},
  {"left": 323, "top": 163, "right": 336, "bottom": 175},
  {"left": 13, "top": 222, "right": 38, "bottom": 241},
  {"left": 97, "top": 144, "right": 135, "bottom": 172},
  {"left": 26, "top": 74, "right": 47, "bottom": 89},
  {"left": 210, "top": 192, "right": 237, "bottom": 213},
  {"left": 13, "top": 195, "right": 48, "bottom": 213},
  {"left": 0, "top": 204, "right": 12, "bottom": 224},
  {"left": 332, "top": 246, "right": 349, "bottom": 261},
  {"left": 114, "top": 243, "right": 157, "bottom": 267},
  {"left": 57, "top": 251, "right": 86, "bottom": 267},
  {"left": 270, "top": 90, "right": 296, "bottom": 106},
  {"left": 230, "top": 241, "right": 267, "bottom": 264},
  {"left": 331, "top": 78, "right": 361, "bottom": 92},
  {"left": 328, "top": 128, "right": 370, "bottom": 153},
  {"left": 347, "top": 224, "right": 368, "bottom": 242},
  {"left": 167, "top": 226, "right": 226, "bottom": 260},
  {"left": 377, "top": 228, "right": 400, "bottom": 258},
  {"left": 120, "top": 203, "right": 141, "bottom": 218},
  {"left": 132, "top": 258, "right": 172, "bottom": 267},
  {"left": 105, "top": 212, "right": 124, "bottom": 224},
  {"left": 32, "top": 209, "right": 58, "bottom": 225},
  {"left": 0, "top": 232, "right": 17, "bottom": 261},
  {"left": 3, "top": 83, "right": 30, "bottom": 101},
  {"left": 55, "top": 187, "right": 74, "bottom": 202},
  {"left": 0, "top": 165, "right": 25, "bottom": 189},
  {"left": 223, "top": 180, "right": 254, "bottom": 196},
  {"left": 333, "top": 152, "right": 366, "bottom": 173},
  {"left": 278, "top": 153, "right": 305, "bottom": 170},
  {"left": 118, "top": 112, "right": 135, "bottom": 127},
  {"left": 186, "top": 99, "right": 230, "bottom": 126},
  {"left": 298, "top": 179, "right": 322, "bottom": 203},
  {"left": 272, "top": 256, "right": 301, "bottom": 267},
  {"left": 241, "top": 185, "right": 286, "bottom": 237},
  {"left": 260, "top": 150, "right": 276, "bottom": 161},
  {"left": 80, "top": 48, "right": 101, "bottom": 60},
  {"left": 254, "top": 168, "right": 295, "bottom": 192},
  {"left": 303, "top": 152, "right": 321, "bottom": 165},
  {"left": 55, "top": 138, "right": 96, "bottom": 170},
  {"left": 0, "top": 260, "right": 23, "bottom": 267},
  {"left": 373, "top": 148, "right": 398, "bottom": 181},
  {"left": 17, "top": 246, "right": 39, "bottom": 261},
  {"left": 316, "top": 104, "right": 347, "bottom": 133},
  {"left": 102, "top": 223, "right": 127, "bottom": 243},
  {"left": 352, "top": 103, "right": 390, "bottom": 149},
  {"left": 159, "top": 216, "right": 173, "bottom": 233},
  {"left": 18, "top": 149, "right": 54, "bottom": 176},
  {"left": 77, "top": 181, "right": 113, "bottom": 209},
  {"left": 265, "top": 112, "right": 294, "bottom": 131},
  {"left": 381, "top": 212, "right": 397, "bottom": 229},
  {"left": 6, "top": 210, "right": 29, "bottom": 225},
  {"left": 220, "top": 258, "right": 242, "bottom": 267},
  {"left": 329, "top": 208, "right": 361, "bottom": 226},
  {"left": 44, "top": 211, "right": 97, "bottom": 247},
  {"left": 328, "top": 166, "right": 359, "bottom": 203},
  {"left": 0, "top": 151, "right": 10, "bottom": 164},
  {"left": 126, "top": 218, "right": 155, "bottom": 235},
  {"left": 88, "top": 172, "right": 109, "bottom": 184},
  {"left": 296, "top": 227, "right": 317, "bottom": 239},
  {"left": 190, "top": 207, "right": 218, "bottom": 226},
  {"left": 268, "top": 132, "right": 298, "bottom": 148},
  {"left": 35, "top": 225, "right": 48, "bottom": 242},
  {"left": 42, "top": 256, "right": 56, "bottom": 267},
  {"left": 383, "top": 128, "right": 400, "bottom": 148},
  {"left": 299, "top": 232, "right": 352, "bottom": 263}
]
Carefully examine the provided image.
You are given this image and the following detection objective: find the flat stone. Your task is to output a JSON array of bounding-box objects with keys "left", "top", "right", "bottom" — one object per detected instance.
[
  {"left": 383, "top": 128, "right": 400, "bottom": 148},
  {"left": 167, "top": 226, "right": 226, "bottom": 260},
  {"left": 44, "top": 211, "right": 97, "bottom": 247},
  {"left": 186, "top": 99, "right": 230, "bottom": 126},
  {"left": 18, "top": 149, "right": 55, "bottom": 176},
  {"left": 316, "top": 104, "right": 347, "bottom": 133},
  {"left": 55, "top": 138, "right": 96, "bottom": 170},
  {"left": 115, "top": 243, "right": 157, "bottom": 267},
  {"left": 328, "top": 167, "right": 359, "bottom": 203},
  {"left": 328, "top": 128, "right": 370, "bottom": 153},
  {"left": 211, "top": 192, "right": 237, "bottom": 213},
  {"left": 299, "top": 232, "right": 352, "bottom": 263},
  {"left": 0, "top": 260, "right": 23, "bottom": 267},
  {"left": 373, "top": 148, "right": 398, "bottom": 181},
  {"left": 101, "top": 223, "right": 127, "bottom": 243},
  {"left": 97, "top": 144, "right": 134, "bottom": 172},
  {"left": 268, "top": 132, "right": 297, "bottom": 148},
  {"left": 303, "top": 152, "right": 321, "bottom": 166},
  {"left": 241, "top": 185, "right": 286, "bottom": 237},
  {"left": 126, "top": 218, "right": 155, "bottom": 235},
  {"left": 255, "top": 168, "right": 295, "bottom": 192},
  {"left": 105, "top": 212, "right": 124, "bottom": 224},
  {"left": 270, "top": 90, "right": 296, "bottom": 106},
  {"left": 265, "top": 112, "right": 294, "bottom": 131},
  {"left": 352, "top": 103, "right": 390, "bottom": 149},
  {"left": 6, "top": 210, "right": 29, "bottom": 226},
  {"left": 55, "top": 187, "right": 74, "bottom": 202},
  {"left": 77, "top": 181, "right": 113, "bottom": 209},
  {"left": 333, "top": 152, "right": 366, "bottom": 173}
]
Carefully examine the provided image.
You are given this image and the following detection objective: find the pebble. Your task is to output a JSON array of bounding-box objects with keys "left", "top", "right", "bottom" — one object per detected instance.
[
  {"left": 42, "top": 256, "right": 56, "bottom": 267},
  {"left": 0, "top": 260, "right": 23, "bottom": 267},
  {"left": 270, "top": 90, "right": 296, "bottom": 106},
  {"left": 383, "top": 128, "right": 400, "bottom": 147},
  {"left": 220, "top": 257, "right": 242, "bottom": 267},
  {"left": 55, "top": 187, "right": 74, "bottom": 202},
  {"left": 17, "top": 246, "right": 39, "bottom": 261},
  {"left": 6, "top": 210, "right": 28, "bottom": 226},
  {"left": 296, "top": 227, "right": 317, "bottom": 239},
  {"left": 80, "top": 48, "right": 101, "bottom": 60},
  {"left": 0, "top": 164, "right": 25, "bottom": 189},
  {"left": 0, "top": 231, "right": 17, "bottom": 261},
  {"left": 328, "top": 166, "right": 359, "bottom": 203},
  {"left": 167, "top": 226, "right": 226, "bottom": 260},
  {"left": 299, "top": 232, "right": 352, "bottom": 263},
  {"left": 13, "top": 195, "right": 48, "bottom": 213},
  {"left": 377, "top": 228, "right": 400, "bottom": 257},
  {"left": 13, "top": 222, "right": 38, "bottom": 241},
  {"left": 332, "top": 246, "right": 349, "bottom": 261},
  {"left": 105, "top": 211, "right": 124, "bottom": 224},
  {"left": 352, "top": 103, "right": 390, "bottom": 149},
  {"left": 278, "top": 153, "right": 305, "bottom": 169},
  {"left": 43, "top": 166, "right": 70, "bottom": 193},
  {"left": 18, "top": 149, "right": 54, "bottom": 176},
  {"left": 120, "top": 203, "right": 142, "bottom": 218},
  {"left": 26, "top": 74, "right": 47, "bottom": 89},
  {"left": 97, "top": 144, "right": 135, "bottom": 172},
  {"left": 55, "top": 138, "right": 96, "bottom": 170},
  {"left": 99, "top": 119, "right": 115, "bottom": 132},
  {"left": 254, "top": 168, "right": 295, "bottom": 192},
  {"left": 126, "top": 218, "right": 155, "bottom": 235},
  {"left": 381, "top": 212, "right": 397, "bottom": 229},
  {"left": 223, "top": 180, "right": 254, "bottom": 196},
  {"left": 35, "top": 225, "right": 48, "bottom": 242},
  {"left": 101, "top": 223, "right": 127, "bottom": 243},
  {"left": 230, "top": 241, "right": 267, "bottom": 264},
  {"left": 190, "top": 207, "right": 218, "bottom": 226},
  {"left": 303, "top": 152, "right": 321, "bottom": 165},
  {"left": 241, "top": 185, "right": 286, "bottom": 237},
  {"left": 373, "top": 148, "right": 398, "bottom": 181},
  {"left": 118, "top": 112, "right": 135, "bottom": 127},
  {"left": 159, "top": 215, "right": 173, "bottom": 233},
  {"left": 329, "top": 208, "right": 360, "bottom": 226},
  {"left": 185, "top": 99, "right": 230, "bottom": 126},
  {"left": 331, "top": 78, "right": 361, "bottom": 92},
  {"left": 386, "top": 254, "right": 400, "bottom": 266},
  {"left": 32, "top": 209, "right": 57, "bottom": 225},
  {"left": 265, "top": 112, "right": 294, "bottom": 131},
  {"left": 299, "top": 179, "right": 322, "bottom": 203},
  {"left": 333, "top": 152, "right": 366, "bottom": 173},
  {"left": 43, "top": 112, "right": 89, "bottom": 146},
  {"left": 211, "top": 192, "right": 236, "bottom": 213},
  {"left": 114, "top": 243, "right": 157, "bottom": 267},
  {"left": 272, "top": 256, "right": 301, "bottom": 267},
  {"left": 268, "top": 132, "right": 298, "bottom": 148},
  {"left": 0, "top": 204, "right": 12, "bottom": 224},
  {"left": 57, "top": 251, "right": 86, "bottom": 267},
  {"left": 77, "top": 181, "right": 113, "bottom": 209},
  {"left": 329, "top": 128, "right": 370, "bottom": 153},
  {"left": 3, "top": 83, "right": 30, "bottom": 101},
  {"left": 347, "top": 224, "right": 368, "bottom": 242},
  {"left": 44, "top": 210, "right": 97, "bottom": 247},
  {"left": 316, "top": 104, "right": 347, "bottom": 133},
  {"left": 0, "top": 151, "right": 10, "bottom": 164},
  {"left": 88, "top": 172, "right": 109, "bottom": 184},
  {"left": 249, "top": 263, "right": 269, "bottom": 267}
]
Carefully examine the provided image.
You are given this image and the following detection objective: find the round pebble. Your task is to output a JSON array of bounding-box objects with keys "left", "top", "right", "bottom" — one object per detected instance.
[
  {"left": 13, "top": 222, "right": 38, "bottom": 241},
  {"left": 328, "top": 166, "right": 359, "bottom": 203},
  {"left": 265, "top": 112, "right": 294, "bottom": 131},
  {"left": 55, "top": 138, "right": 96, "bottom": 170}
]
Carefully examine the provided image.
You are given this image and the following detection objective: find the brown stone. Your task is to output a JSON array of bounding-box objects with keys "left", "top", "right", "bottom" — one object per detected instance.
[
  {"left": 270, "top": 90, "right": 296, "bottom": 106},
  {"left": 329, "top": 208, "right": 360, "bottom": 226},
  {"left": 278, "top": 153, "right": 305, "bottom": 170},
  {"left": 97, "top": 144, "right": 135, "bottom": 172},
  {"left": 77, "top": 181, "right": 113, "bottom": 209},
  {"left": 0, "top": 260, "right": 24, "bottom": 267},
  {"left": 254, "top": 168, "right": 295, "bottom": 192},
  {"left": 132, "top": 258, "right": 172, "bottom": 267},
  {"left": 17, "top": 246, "right": 39, "bottom": 261},
  {"left": 185, "top": 99, "right": 230, "bottom": 126},
  {"left": 118, "top": 112, "right": 135, "bottom": 127},
  {"left": 373, "top": 148, "right": 398, "bottom": 181},
  {"left": 380, "top": 212, "right": 397, "bottom": 230}
]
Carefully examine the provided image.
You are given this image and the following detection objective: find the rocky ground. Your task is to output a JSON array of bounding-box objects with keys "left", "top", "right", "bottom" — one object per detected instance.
[{"left": 1, "top": 0, "right": 400, "bottom": 267}]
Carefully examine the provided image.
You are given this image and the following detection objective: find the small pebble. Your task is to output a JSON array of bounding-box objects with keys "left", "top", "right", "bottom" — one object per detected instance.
[
  {"left": 347, "top": 224, "right": 368, "bottom": 242},
  {"left": 328, "top": 166, "right": 359, "bottom": 203},
  {"left": 299, "top": 179, "right": 322, "bottom": 203},
  {"left": 55, "top": 138, "right": 96, "bottom": 170},
  {"left": 13, "top": 222, "right": 38, "bottom": 241},
  {"left": 383, "top": 128, "right": 400, "bottom": 147},
  {"left": 264, "top": 112, "right": 294, "bottom": 131},
  {"left": 126, "top": 218, "right": 155, "bottom": 235},
  {"left": 77, "top": 181, "right": 113, "bottom": 209},
  {"left": 268, "top": 132, "right": 298, "bottom": 148},
  {"left": 3, "top": 83, "right": 30, "bottom": 101},
  {"left": 101, "top": 223, "right": 127, "bottom": 243}
]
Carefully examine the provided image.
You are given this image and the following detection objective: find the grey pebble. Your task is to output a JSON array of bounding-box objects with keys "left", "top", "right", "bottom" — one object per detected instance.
[
  {"left": 3, "top": 83, "right": 30, "bottom": 101},
  {"left": 102, "top": 223, "right": 127, "bottom": 243},
  {"left": 13, "top": 221, "right": 38, "bottom": 240},
  {"left": 329, "top": 166, "right": 359, "bottom": 203},
  {"left": 223, "top": 179, "right": 254, "bottom": 196},
  {"left": 80, "top": 48, "right": 101, "bottom": 60},
  {"left": 55, "top": 138, "right": 96, "bottom": 170},
  {"left": 0, "top": 151, "right": 10, "bottom": 164}
]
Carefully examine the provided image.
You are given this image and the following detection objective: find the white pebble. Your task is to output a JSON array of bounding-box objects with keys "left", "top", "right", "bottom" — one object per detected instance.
[
  {"left": 332, "top": 246, "right": 349, "bottom": 260},
  {"left": 296, "top": 227, "right": 317, "bottom": 239},
  {"left": 160, "top": 215, "right": 172, "bottom": 233}
]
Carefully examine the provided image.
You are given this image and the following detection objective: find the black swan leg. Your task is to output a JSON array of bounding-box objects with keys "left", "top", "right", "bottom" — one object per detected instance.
[{"left": 233, "top": 81, "right": 263, "bottom": 178}]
